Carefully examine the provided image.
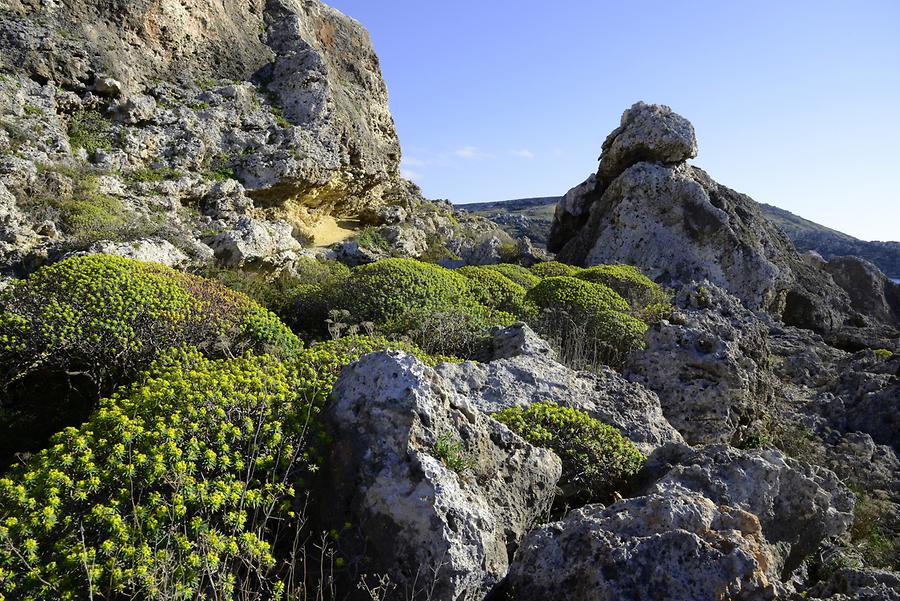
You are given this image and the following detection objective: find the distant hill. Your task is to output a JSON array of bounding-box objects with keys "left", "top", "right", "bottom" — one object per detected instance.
[{"left": 458, "top": 197, "right": 900, "bottom": 278}]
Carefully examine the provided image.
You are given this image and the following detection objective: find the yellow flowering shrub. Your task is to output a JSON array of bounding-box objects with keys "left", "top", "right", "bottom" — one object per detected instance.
[
  {"left": 0, "top": 348, "right": 311, "bottom": 599},
  {"left": 484, "top": 263, "right": 541, "bottom": 290},
  {"left": 0, "top": 255, "right": 301, "bottom": 464}
]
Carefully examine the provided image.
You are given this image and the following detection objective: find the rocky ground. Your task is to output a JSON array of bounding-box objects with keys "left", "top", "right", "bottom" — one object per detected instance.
[{"left": 0, "top": 1, "right": 898, "bottom": 600}]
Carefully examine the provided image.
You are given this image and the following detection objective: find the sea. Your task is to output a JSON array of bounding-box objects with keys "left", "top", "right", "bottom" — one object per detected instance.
[{"left": 892, "top": 277, "right": 900, "bottom": 284}]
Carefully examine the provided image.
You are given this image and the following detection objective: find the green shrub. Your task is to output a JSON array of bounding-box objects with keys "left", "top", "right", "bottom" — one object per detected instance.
[
  {"left": 335, "top": 258, "right": 479, "bottom": 329},
  {"left": 457, "top": 265, "right": 528, "bottom": 314},
  {"left": 393, "top": 306, "right": 509, "bottom": 359},
  {"left": 530, "top": 261, "right": 582, "bottom": 278},
  {"left": 67, "top": 109, "right": 112, "bottom": 155},
  {"left": 874, "top": 348, "right": 894, "bottom": 359},
  {"left": 485, "top": 264, "right": 541, "bottom": 290},
  {"left": 526, "top": 276, "right": 630, "bottom": 315},
  {"left": 434, "top": 433, "right": 474, "bottom": 474},
  {"left": 0, "top": 347, "right": 319, "bottom": 600},
  {"left": 0, "top": 255, "right": 301, "bottom": 462},
  {"left": 493, "top": 402, "right": 645, "bottom": 508},
  {"left": 576, "top": 265, "right": 670, "bottom": 316},
  {"left": 307, "top": 334, "right": 458, "bottom": 368},
  {"left": 353, "top": 227, "right": 390, "bottom": 252}
]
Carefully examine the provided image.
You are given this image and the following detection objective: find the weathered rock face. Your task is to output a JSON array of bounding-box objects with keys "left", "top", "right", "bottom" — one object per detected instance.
[
  {"left": 504, "top": 490, "right": 785, "bottom": 600},
  {"left": 626, "top": 282, "right": 775, "bottom": 445},
  {"left": 647, "top": 444, "right": 855, "bottom": 576},
  {"left": 435, "top": 324, "right": 683, "bottom": 454},
  {"left": 824, "top": 256, "right": 900, "bottom": 327},
  {"left": 0, "top": 0, "right": 415, "bottom": 272},
  {"left": 824, "top": 351, "right": 900, "bottom": 450},
  {"left": 548, "top": 102, "right": 887, "bottom": 345},
  {"left": 319, "top": 351, "right": 561, "bottom": 601}
]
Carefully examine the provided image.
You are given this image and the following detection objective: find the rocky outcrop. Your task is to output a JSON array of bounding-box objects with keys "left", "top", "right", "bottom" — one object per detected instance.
[
  {"left": 626, "top": 281, "right": 775, "bottom": 445},
  {"left": 435, "top": 324, "right": 683, "bottom": 454},
  {"left": 0, "top": 0, "right": 445, "bottom": 273},
  {"left": 319, "top": 351, "right": 561, "bottom": 601},
  {"left": 547, "top": 102, "right": 893, "bottom": 345},
  {"left": 823, "top": 256, "right": 900, "bottom": 326},
  {"left": 504, "top": 490, "right": 785, "bottom": 600},
  {"left": 646, "top": 444, "right": 855, "bottom": 576},
  {"left": 0, "top": 0, "right": 401, "bottom": 218}
]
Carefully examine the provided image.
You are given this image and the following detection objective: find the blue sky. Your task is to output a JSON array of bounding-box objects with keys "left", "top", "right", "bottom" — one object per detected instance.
[{"left": 327, "top": 1, "right": 900, "bottom": 241}]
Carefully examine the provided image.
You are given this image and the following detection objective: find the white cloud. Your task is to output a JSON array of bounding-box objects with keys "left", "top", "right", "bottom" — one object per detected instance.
[
  {"left": 455, "top": 146, "right": 478, "bottom": 158},
  {"left": 401, "top": 168, "right": 424, "bottom": 181},
  {"left": 512, "top": 149, "right": 535, "bottom": 159},
  {"left": 402, "top": 157, "right": 427, "bottom": 167}
]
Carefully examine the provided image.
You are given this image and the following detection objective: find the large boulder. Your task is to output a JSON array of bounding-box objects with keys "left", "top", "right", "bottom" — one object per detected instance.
[
  {"left": 435, "top": 324, "right": 683, "bottom": 454},
  {"left": 319, "top": 351, "right": 561, "bottom": 601},
  {"left": 504, "top": 490, "right": 785, "bottom": 600},
  {"left": 824, "top": 255, "right": 900, "bottom": 326},
  {"left": 547, "top": 102, "right": 887, "bottom": 345},
  {"left": 626, "top": 282, "right": 775, "bottom": 445},
  {"left": 647, "top": 444, "right": 855, "bottom": 576},
  {"left": 206, "top": 216, "right": 302, "bottom": 268}
]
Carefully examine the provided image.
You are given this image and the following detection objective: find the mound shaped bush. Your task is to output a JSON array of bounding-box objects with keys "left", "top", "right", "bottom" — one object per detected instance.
[
  {"left": 330, "top": 259, "right": 514, "bottom": 358},
  {"left": 530, "top": 261, "right": 582, "bottom": 278},
  {"left": 457, "top": 265, "right": 528, "bottom": 315},
  {"left": 493, "top": 401, "right": 645, "bottom": 508},
  {"left": 335, "top": 258, "right": 477, "bottom": 326},
  {"left": 485, "top": 263, "right": 541, "bottom": 290},
  {"left": 526, "top": 276, "right": 630, "bottom": 315},
  {"left": 0, "top": 255, "right": 301, "bottom": 463},
  {"left": 576, "top": 264, "right": 670, "bottom": 315}
]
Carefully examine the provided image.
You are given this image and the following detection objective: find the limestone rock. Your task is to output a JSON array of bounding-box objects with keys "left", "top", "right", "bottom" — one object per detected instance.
[
  {"left": 320, "top": 351, "right": 561, "bottom": 601},
  {"left": 206, "top": 216, "right": 301, "bottom": 268},
  {"left": 504, "top": 490, "right": 784, "bottom": 600},
  {"left": 85, "top": 238, "right": 189, "bottom": 268},
  {"left": 547, "top": 102, "right": 885, "bottom": 346},
  {"left": 598, "top": 101, "right": 698, "bottom": 184},
  {"left": 807, "top": 567, "right": 900, "bottom": 601},
  {"left": 626, "top": 282, "right": 775, "bottom": 445},
  {"left": 824, "top": 255, "right": 900, "bottom": 326},
  {"left": 646, "top": 444, "right": 855, "bottom": 575},
  {"left": 435, "top": 324, "right": 682, "bottom": 454}
]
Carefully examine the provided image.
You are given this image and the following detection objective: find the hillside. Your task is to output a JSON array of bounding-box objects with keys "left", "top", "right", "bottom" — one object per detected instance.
[{"left": 461, "top": 196, "right": 900, "bottom": 277}]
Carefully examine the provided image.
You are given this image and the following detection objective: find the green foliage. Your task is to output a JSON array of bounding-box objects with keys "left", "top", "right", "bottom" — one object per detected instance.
[
  {"left": 270, "top": 106, "right": 291, "bottom": 128},
  {"left": 418, "top": 233, "right": 460, "bottom": 263},
  {"left": 353, "top": 227, "right": 390, "bottom": 252},
  {"left": 67, "top": 109, "right": 112, "bottom": 155},
  {"left": 576, "top": 265, "right": 671, "bottom": 317},
  {"left": 0, "top": 347, "right": 318, "bottom": 600},
  {"left": 850, "top": 487, "right": 900, "bottom": 571},
  {"left": 874, "top": 348, "right": 894, "bottom": 359},
  {"left": 485, "top": 264, "right": 541, "bottom": 290},
  {"left": 22, "top": 104, "right": 42, "bottom": 116},
  {"left": 335, "top": 258, "right": 477, "bottom": 328},
  {"left": 433, "top": 433, "right": 473, "bottom": 474},
  {"left": 124, "top": 166, "right": 183, "bottom": 184},
  {"left": 526, "top": 276, "right": 630, "bottom": 315},
  {"left": 526, "top": 277, "right": 646, "bottom": 370},
  {"left": 493, "top": 402, "right": 645, "bottom": 507},
  {"left": 0, "top": 256, "right": 301, "bottom": 461},
  {"left": 457, "top": 265, "right": 528, "bottom": 314},
  {"left": 530, "top": 261, "right": 582, "bottom": 278}
]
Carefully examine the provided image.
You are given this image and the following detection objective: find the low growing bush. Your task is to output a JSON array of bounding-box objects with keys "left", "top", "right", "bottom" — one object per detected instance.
[
  {"left": 0, "top": 255, "right": 301, "bottom": 463},
  {"left": 0, "top": 348, "right": 315, "bottom": 600},
  {"left": 526, "top": 276, "right": 630, "bottom": 315},
  {"left": 493, "top": 401, "right": 645, "bottom": 509},
  {"left": 530, "top": 261, "right": 582, "bottom": 278},
  {"left": 576, "top": 264, "right": 670, "bottom": 317},
  {"left": 457, "top": 265, "right": 528, "bottom": 314},
  {"left": 485, "top": 263, "right": 541, "bottom": 290}
]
